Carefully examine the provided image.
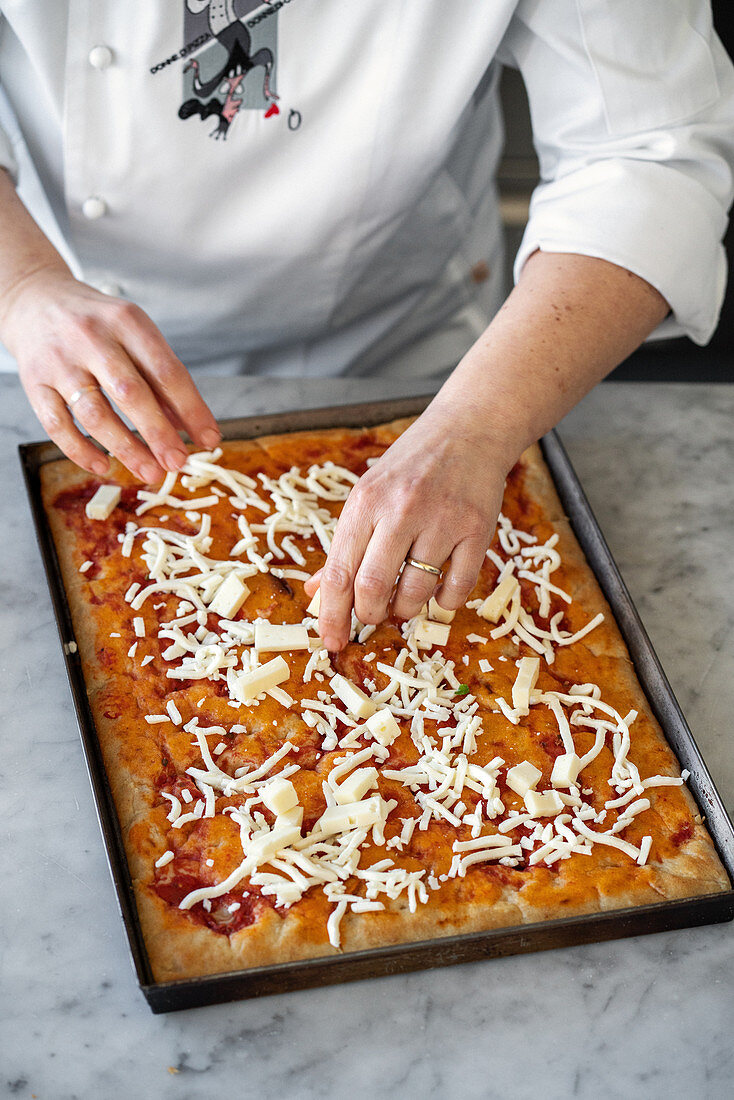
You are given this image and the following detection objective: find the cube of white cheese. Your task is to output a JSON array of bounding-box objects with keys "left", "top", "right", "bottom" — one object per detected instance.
[
  {"left": 414, "top": 619, "right": 451, "bottom": 648},
  {"left": 234, "top": 655, "right": 290, "bottom": 703},
  {"left": 277, "top": 806, "right": 304, "bottom": 829},
  {"left": 316, "top": 795, "right": 384, "bottom": 836},
  {"left": 260, "top": 776, "right": 299, "bottom": 816},
  {"left": 428, "top": 597, "right": 456, "bottom": 624},
  {"left": 551, "top": 752, "right": 582, "bottom": 788},
  {"left": 247, "top": 822, "right": 302, "bottom": 863},
  {"left": 330, "top": 674, "right": 375, "bottom": 719},
  {"left": 306, "top": 587, "right": 321, "bottom": 616},
  {"left": 524, "top": 789, "right": 564, "bottom": 817},
  {"left": 511, "top": 657, "right": 540, "bottom": 714},
  {"left": 85, "top": 484, "right": 121, "bottom": 521},
  {"left": 477, "top": 574, "right": 519, "bottom": 623},
  {"left": 254, "top": 622, "right": 310, "bottom": 652},
  {"left": 332, "top": 766, "right": 378, "bottom": 805},
  {"left": 506, "top": 760, "right": 542, "bottom": 798},
  {"left": 364, "top": 708, "right": 401, "bottom": 747},
  {"left": 208, "top": 574, "right": 250, "bottom": 619}
]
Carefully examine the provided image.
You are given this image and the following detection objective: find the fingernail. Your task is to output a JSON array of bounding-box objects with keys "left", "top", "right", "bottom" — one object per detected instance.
[
  {"left": 164, "top": 449, "right": 188, "bottom": 472},
  {"left": 201, "top": 429, "right": 221, "bottom": 448},
  {"left": 92, "top": 458, "right": 110, "bottom": 477},
  {"left": 141, "top": 462, "right": 163, "bottom": 484},
  {"left": 322, "top": 635, "right": 340, "bottom": 653}
]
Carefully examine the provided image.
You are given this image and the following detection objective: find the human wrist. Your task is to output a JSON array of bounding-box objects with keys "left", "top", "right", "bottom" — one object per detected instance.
[
  {"left": 430, "top": 359, "right": 529, "bottom": 477},
  {"left": 0, "top": 260, "right": 74, "bottom": 352}
]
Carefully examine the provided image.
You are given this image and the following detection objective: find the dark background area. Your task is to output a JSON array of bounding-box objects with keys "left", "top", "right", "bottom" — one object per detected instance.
[{"left": 497, "top": 0, "right": 733, "bottom": 381}]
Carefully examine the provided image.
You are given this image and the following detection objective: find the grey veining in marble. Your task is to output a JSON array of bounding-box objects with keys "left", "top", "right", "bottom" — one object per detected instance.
[{"left": 1, "top": 375, "right": 732, "bottom": 1100}]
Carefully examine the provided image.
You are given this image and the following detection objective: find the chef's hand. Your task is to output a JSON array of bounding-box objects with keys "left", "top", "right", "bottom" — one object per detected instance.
[
  {"left": 304, "top": 398, "right": 513, "bottom": 652},
  {"left": 304, "top": 250, "right": 670, "bottom": 652},
  {"left": 1, "top": 266, "right": 221, "bottom": 481}
]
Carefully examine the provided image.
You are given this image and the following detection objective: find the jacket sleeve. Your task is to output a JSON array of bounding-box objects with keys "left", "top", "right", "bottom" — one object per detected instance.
[
  {"left": 0, "top": 83, "right": 19, "bottom": 182},
  {"left": 498, "top": 0, "right": 734, "bottom": 345}
]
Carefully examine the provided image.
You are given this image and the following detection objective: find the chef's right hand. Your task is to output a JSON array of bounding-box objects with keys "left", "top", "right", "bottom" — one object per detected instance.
[{"left": 0, "top": 266, "right": 221, "bottom": 481}]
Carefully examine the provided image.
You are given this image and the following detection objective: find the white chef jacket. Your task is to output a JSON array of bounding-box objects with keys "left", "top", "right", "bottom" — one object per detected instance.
[{"left": 0, "top": 1, "right": 733, "bottom": 378}]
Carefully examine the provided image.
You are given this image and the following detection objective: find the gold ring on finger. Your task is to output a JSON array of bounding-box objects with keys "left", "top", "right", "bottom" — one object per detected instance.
[
  {"left": 67, "top": 383, "right": 102, "bottom": 409},
  {"left": 404, "top": 556, "right": 443, "bottom": 578}
]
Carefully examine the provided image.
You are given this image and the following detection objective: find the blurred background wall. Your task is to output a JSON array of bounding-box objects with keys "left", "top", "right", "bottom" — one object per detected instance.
[{"left": 497, "top": 0, "right": 733, "bottom": 380}]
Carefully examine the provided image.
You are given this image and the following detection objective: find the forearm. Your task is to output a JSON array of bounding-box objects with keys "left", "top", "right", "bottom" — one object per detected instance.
[
  {"left": 432, "top": 250, "right": 670, "bottom": 468},
  {"left": 0, "top": 169, "right": 71, "bottom": 346}
]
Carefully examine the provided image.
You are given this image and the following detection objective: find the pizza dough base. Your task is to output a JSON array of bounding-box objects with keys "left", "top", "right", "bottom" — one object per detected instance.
[{"left": 40, "top": 423, "right": 730, "bottom": 983}]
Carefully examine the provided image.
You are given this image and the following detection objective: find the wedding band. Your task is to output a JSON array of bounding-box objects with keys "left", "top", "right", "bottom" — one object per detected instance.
[
  {"left": 405, "top": 556, "right": 443, "bottom": 577},
  {"left": 68, "top": 384, "right": 102, "bottom": 409}
]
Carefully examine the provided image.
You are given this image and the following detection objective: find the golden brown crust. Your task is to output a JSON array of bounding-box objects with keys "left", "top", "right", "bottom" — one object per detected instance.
[{"left": 39, "top": 424, "right": 730, "bottom": 984}]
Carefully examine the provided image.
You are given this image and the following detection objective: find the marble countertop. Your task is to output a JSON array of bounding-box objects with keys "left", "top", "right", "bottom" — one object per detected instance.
[{"left": 1, "top": 374, "right": 732, "bottom": 1100}]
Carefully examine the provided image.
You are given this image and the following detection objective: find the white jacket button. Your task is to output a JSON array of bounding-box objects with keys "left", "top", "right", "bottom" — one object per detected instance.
[
  {"left": 82, "top": 196, "right": 107, "bottom": 220},
  {"left": 88, "top": 45, "right": 113, "bottom": 70}
]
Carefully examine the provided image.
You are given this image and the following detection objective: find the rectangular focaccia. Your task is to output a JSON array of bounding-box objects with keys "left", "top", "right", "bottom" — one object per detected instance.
[{"left": 39, "top": 418, "right": 730, "bottom": 983}]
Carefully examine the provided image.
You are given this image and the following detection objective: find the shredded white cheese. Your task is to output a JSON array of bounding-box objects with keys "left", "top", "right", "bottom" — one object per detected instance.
[{"left": 78, "top": 445, "right": 691, "bottom": 949}]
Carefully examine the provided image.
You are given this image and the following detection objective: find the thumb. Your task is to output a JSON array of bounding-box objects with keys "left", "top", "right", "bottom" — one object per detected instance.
[{"left": 304, "top": 569, "right": 322, "bottom": 596}]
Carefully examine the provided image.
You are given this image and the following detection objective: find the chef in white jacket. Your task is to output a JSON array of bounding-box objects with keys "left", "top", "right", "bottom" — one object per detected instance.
[{"left": 1, "top": 1, "right": 732, "bottom": 650}]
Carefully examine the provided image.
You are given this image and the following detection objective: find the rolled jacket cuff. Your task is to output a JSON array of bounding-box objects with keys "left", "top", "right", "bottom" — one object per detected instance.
[{"left": 514, "top": 158, "right": 729, "bottom": 346}]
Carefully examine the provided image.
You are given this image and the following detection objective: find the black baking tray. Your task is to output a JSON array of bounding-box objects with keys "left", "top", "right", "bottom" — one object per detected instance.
[{"left": 19, "top": 396, "right": 734, "bottom": 1013}]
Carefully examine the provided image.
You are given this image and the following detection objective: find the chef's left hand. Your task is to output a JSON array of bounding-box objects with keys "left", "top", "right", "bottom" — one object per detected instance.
[
  {"left": 304, "top": 398, "right": 514, "bottom": 652},
  {"left": 304, "top": 252, "right": 671, "bottom": 653}
]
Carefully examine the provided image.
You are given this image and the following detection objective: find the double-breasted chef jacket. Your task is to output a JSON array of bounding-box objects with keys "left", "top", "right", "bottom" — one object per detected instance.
[{"left": 1, "top": 1, "right": 733, "bottom": 378}]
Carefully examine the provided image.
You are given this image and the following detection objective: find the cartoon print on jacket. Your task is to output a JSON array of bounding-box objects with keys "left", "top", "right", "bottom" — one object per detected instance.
[{"left": 178, "top": 1, "right": 281, "bottom": 139}]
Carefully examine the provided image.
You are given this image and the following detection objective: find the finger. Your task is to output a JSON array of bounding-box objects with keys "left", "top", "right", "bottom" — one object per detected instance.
[
  {"left": 29, "top": 384, "right": 111, "bottom": 477},
  {"left": 304, "top": 569, "right": 322, "bottom": 597},
  {"left": 94, "top": 349, "right": 190, "bottom": 472},
  {"left": 434, "top": 535, "right": 489, "bottom": 611},
  {"left": 63, "top": 381, "right": 165, "bottom": 484},
  {"left": 119, "top": 305, "right": 221, "bottom": 448},
  {"left": 391, "top": 535, "right": 453, "bottom": 621},
  {"left": 353, "top": 518, "right": 413, "bottom": 626},
  {"left": 318, "top": 505, "right": 375, "bottom": 652},
  {"left": 157, "top": 395, "right": 187, "bottom": 433}
]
